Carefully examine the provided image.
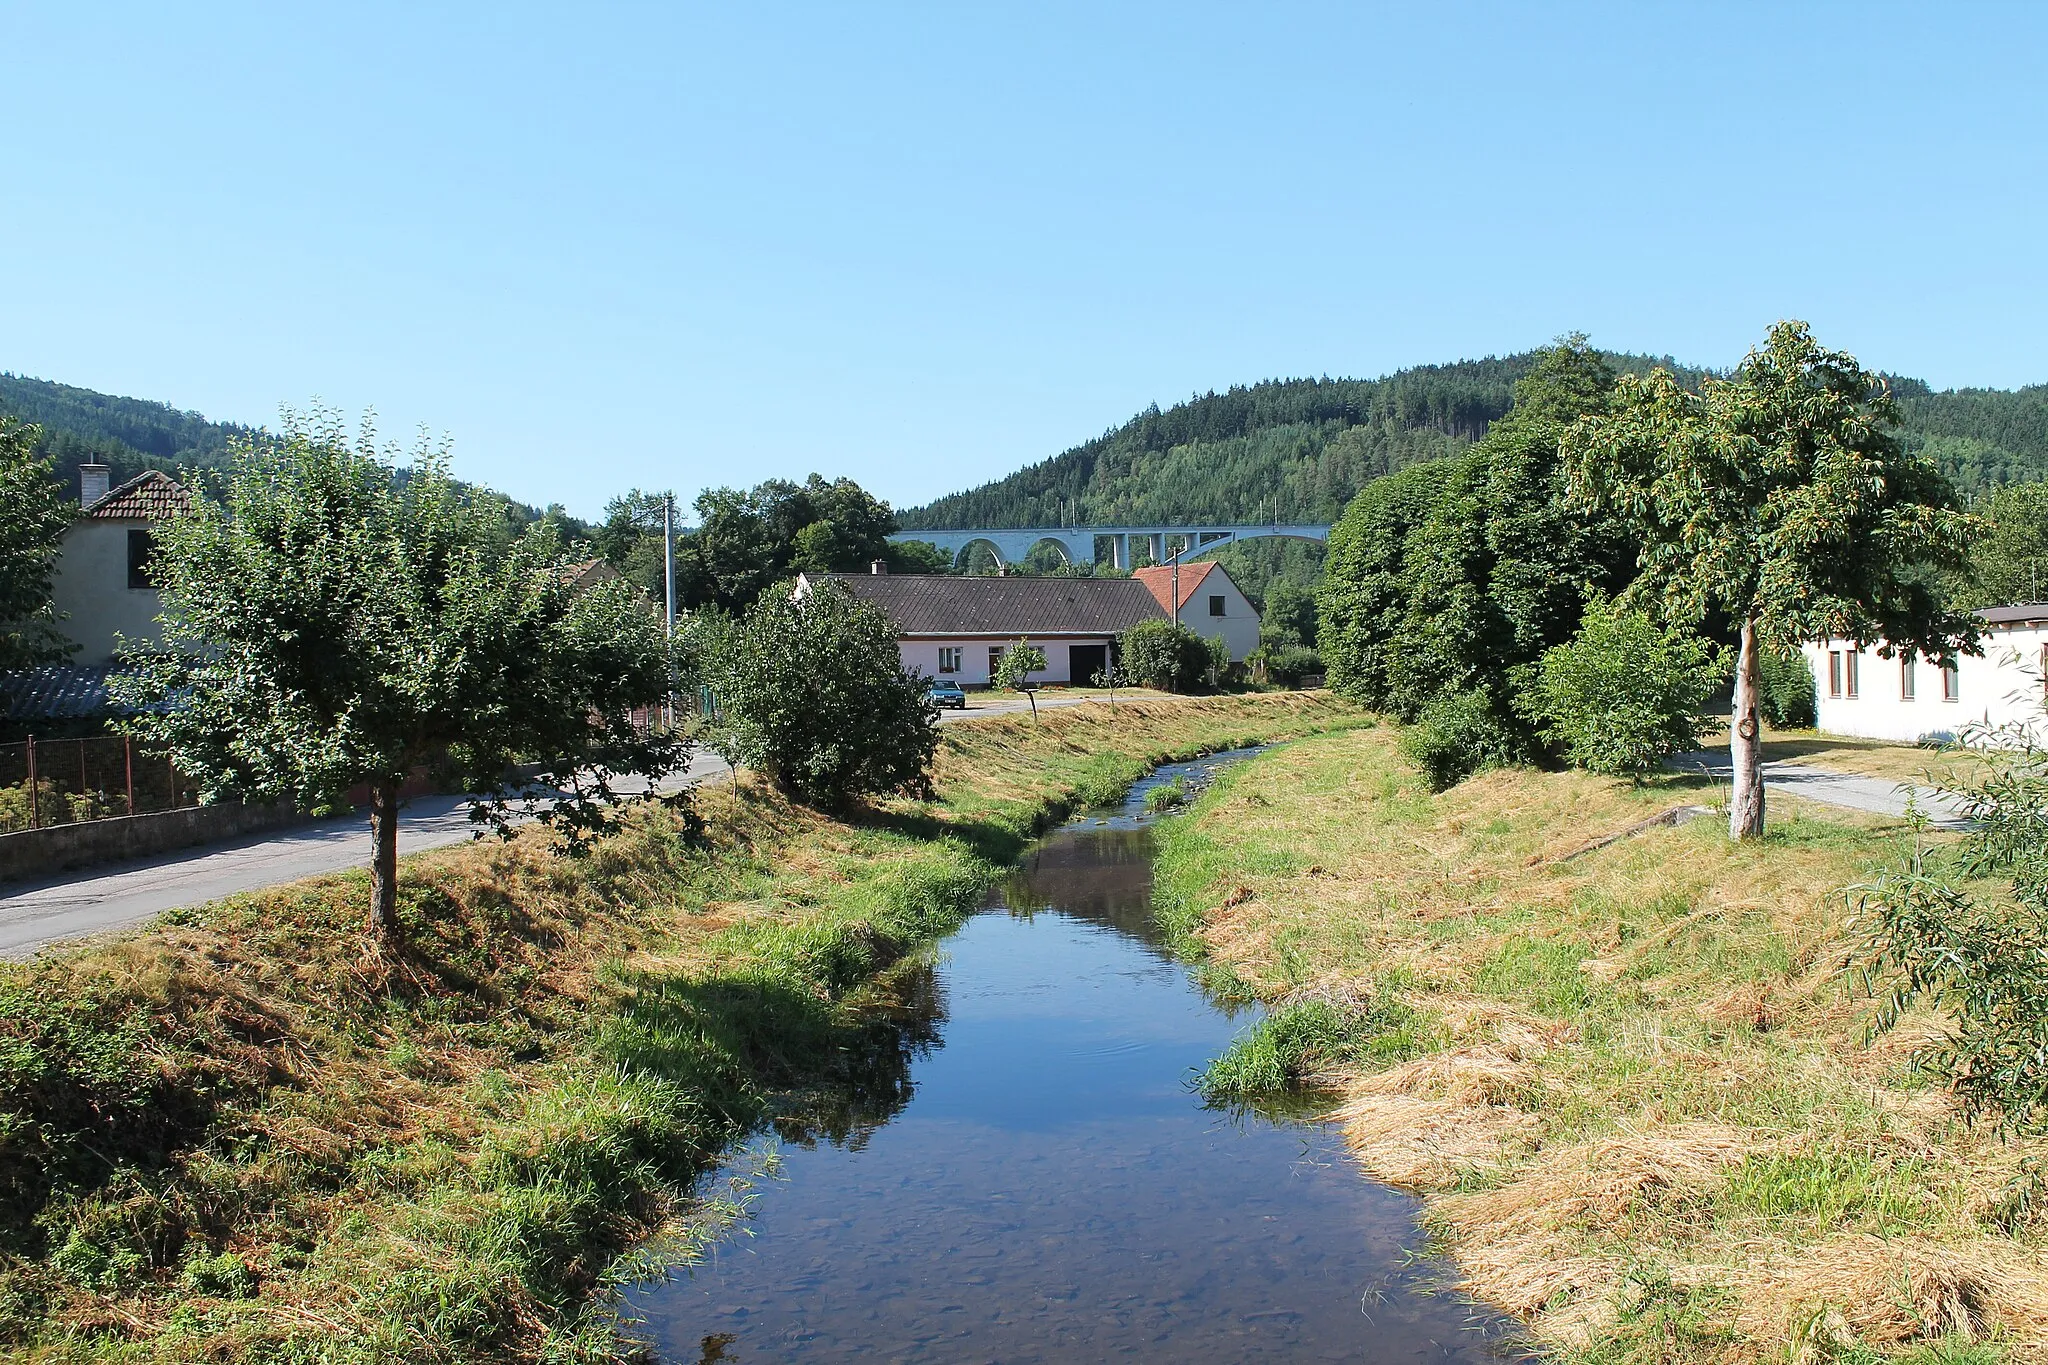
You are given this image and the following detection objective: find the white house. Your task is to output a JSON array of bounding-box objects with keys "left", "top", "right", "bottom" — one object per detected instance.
[
  {"left": 797, "top": 568, "right": 1203, "bottom": 686},
  {"left": 1805, "top": 605, "right": 2048, "bottom": 744},
  {"left": 1131, "top": 562, "right": 1261, "bottom": 663},
  {"left": 50, "top": 465, "right": 190, "bottom": 666}
]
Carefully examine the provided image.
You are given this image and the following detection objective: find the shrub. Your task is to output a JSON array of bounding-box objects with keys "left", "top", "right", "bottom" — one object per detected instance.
[
  {"left": 1519, "top": 605, "right": 1718, "bottom": 779},
  {"left": 1855, "top": 708, "right": 2048, "bottom": 1131},
  {"left": 1251, "top": 643, "right": 1322, "bottom": 687},
  {"left": 1400, "top": 689, "right": 1527, "bottom": 790},
  {"left": 702, "top": 580, "right": 938, "bottom": 807},
  {"left": 1118, "top": 619, "right": 1213, "bottom": 692},
  {"left": 1758, "top": 644, "right": 1817, "bottom": 729}
]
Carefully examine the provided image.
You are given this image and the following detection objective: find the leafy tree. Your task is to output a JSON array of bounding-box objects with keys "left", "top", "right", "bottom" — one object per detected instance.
[
  {"left": 993, "top": 639, "right": 1049, "bottom": 717},
  {"left": 689, "top": 475, "right": 903, "bottom": 609},
  {"left": 1564, "top": 321, "right": 1979, "bottom": 839},
  {"left": 1757, "top": 645, "right": 1817, "bottom": 729},
  {"left": 1954, "top": 479, "right": 2048, "bottom": 608},
  {"left": 886, "top": 539, "right": 953, "bottom": 574},
  {"left": 1117, "top": 619, "right": 1213, "bottom": 692},
  {"left": 1318, "top": 459, "right": 1458, "bottom": 707},
  {"left": 1259, "top": 578, "right": 1319, "bottom": 648},
  {"left": 0, "top": 417, "right": 78, "bottom": 670},
  {"left": 115, "top": 410, "right": 688, "bottom": 945},
  {"left": 1519, "top": 605, "right": 1718, "bottom": 780},
  {"left": 701, "top": 580, "right": 937, "bottom": 807}
]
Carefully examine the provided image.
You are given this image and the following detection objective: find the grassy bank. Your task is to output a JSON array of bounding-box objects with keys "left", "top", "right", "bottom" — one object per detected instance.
[
  {"left": 1154, "top": 725, "right": 2048, "bottom": 1365},
  {"left": 0, "top": 690, "right": 1364, "bottom": 1363}
]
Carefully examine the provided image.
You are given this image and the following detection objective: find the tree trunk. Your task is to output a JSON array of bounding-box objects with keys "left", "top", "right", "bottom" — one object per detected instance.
[
  {"left": 1729, "top": 617, "right": 1766, "bottom": 841},
  {"left": 370, "top": 777, "right": 402, "bottom": 945}
]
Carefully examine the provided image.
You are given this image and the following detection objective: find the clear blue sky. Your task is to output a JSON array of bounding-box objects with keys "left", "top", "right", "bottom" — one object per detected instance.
[{"left": 6, "top": 3, "right": 2043, "bottom": 520}]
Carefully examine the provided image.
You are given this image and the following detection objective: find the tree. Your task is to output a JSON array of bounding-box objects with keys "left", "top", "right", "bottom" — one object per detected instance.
[
  {"left": 701, "top": 580, "right": 937, "bottom": 807},
  {"left": 0, "top": 418, "right": 76, "bottom": 671},
  {"left": 992, "top": 639, "right": 1048, "bottom": 716},
  {"left": 1118, "top": 619, "right": 1211, "bottom": 692},
  {"left": 1564, "top": 321, "right": 1979, "bottom": 839},
  {"left": 1259, "top": 579, "right": 1319, "bottom": 649},
  {"left": 1519, "top": 605, "right": 1718, "bottom": 780},
  {"left": 115, "top": 410, "right": 689, "bottom": 945},
  {"left": 690, "top": 475, "right": 901, "bottom": 609},
  {"left": 1954, "top": 479, "right": 2048, "bottom": 608}
]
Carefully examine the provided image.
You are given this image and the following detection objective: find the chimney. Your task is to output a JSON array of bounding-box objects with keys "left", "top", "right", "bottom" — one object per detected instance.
[
  {"left": 870, "top": 559, "right": 888, "bottom": 575},
  {"left": 80, "top": 463, "right": 111, "bottom": 507}
]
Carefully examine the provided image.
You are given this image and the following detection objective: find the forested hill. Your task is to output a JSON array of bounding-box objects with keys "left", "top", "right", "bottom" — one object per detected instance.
[
  {"left": 899, "top": 355, "right": 2048, "bottom": 531},
  {"left": 0, "top": 373, "right": 254, "bottom": 490},
  {"left": 0, "top": 372, "right": 571, "bottom": 527}
]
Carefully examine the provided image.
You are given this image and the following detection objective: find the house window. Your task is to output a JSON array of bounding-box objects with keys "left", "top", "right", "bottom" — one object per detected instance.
[
  {"left": 988, "top": 646, "right": 1004, "bottom": 677},
  {"left": 1208, "top": 594, "right": 1226, "bottom": 617},
  {"left": 1828, "top": 651, "right": 1842, "bottom": 698},
  {"left": 1942, "top": 663, "right": 1960, "bottom": 702},
  {"left": 1900, "top": 656, "right": 1915, "bottom": 701},
  {"left": 1844, "top": 650, "right": 1859, "bottom": 699},
  {"left": 937, "top": 647, "right": 962, "bottom": 675},
  {"left": 126, "top": 528, "right": 156, "bottom": 590}
]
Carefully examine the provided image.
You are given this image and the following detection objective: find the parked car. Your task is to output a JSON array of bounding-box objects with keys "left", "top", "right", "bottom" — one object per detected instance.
[{"left": 926, "top": 679, "right": 967, "bottom": 709}]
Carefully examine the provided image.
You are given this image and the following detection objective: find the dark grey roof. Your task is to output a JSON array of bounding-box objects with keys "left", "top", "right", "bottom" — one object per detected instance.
[
  {"left": 1978, "top": 605, "right": 2048, "bottom": 625},
  {"left": 812, "top": 573, "right": 1167, "bottom": 636},
  {"left": 0, "top": 665, "right": 125, "bottom": 720}
]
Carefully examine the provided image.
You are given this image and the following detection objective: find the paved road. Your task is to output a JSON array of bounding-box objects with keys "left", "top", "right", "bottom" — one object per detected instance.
[
  {"left": 1668, "top": 751, "right": 1971, "bottom": 830},
  {"left": 0, "top": 692, "right": 1136, "bottom": 959}
]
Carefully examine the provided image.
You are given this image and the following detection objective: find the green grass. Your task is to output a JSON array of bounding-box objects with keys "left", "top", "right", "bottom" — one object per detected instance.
[{"left": 1197, "top": 992, "right": 1433, "bottom": 1102}]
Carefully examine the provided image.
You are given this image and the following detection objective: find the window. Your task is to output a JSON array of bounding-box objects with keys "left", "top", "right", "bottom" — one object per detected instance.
[
  {"left": 1845, "top": 650, "right": 1859, "bottom": 699},
  {"left": 126, "top": 528, "right": 156, "bottom": 589},
  {"left": 1942, "top": 663, "right": 1960, "bottom": 702},
  {"left": 988, "top": 646, "right": 1004, "bottom": 676},
  {"left": 937, "top": 647, "right": 962, "bottom": 675},
  {"left": 1900, "top": 656, "right": 1915, "bottom": 701},
  {"left": 1207, "top": 594, "right": 1226, "bottom": 617},
  {"left": 1828, "top": 651, "right": 1842, "bottom": 698}
]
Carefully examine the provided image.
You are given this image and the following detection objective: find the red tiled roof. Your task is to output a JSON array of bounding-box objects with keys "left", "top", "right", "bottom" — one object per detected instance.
[
  {"left": 1132, "top": 561, "right": 1221, "bottom": 615},
  {"left": 83, "top": 471, "right": 191, "bottom": 521}
]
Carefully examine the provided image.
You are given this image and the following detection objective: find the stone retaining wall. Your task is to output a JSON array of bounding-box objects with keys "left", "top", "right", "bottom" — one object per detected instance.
[{"left": 0, "top": 802, "right": 309, "bottom": 884}]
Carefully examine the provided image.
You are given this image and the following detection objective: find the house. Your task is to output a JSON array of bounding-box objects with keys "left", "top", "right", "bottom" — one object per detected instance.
[
  {"left": 51, "top": 464, "right": 191, "bottom": 666},
  {"left": 1131, "top": 562, "right": 1260, "bottom": 662},
  {"left": 796, "top": 569, "right": 1171, "bottom": 686},
  {"left": 1, "top": 465, "right": 192, "bottom": 727},
  {"left": 1804, "top": 604, "right": 2048, "bottom": 744}
]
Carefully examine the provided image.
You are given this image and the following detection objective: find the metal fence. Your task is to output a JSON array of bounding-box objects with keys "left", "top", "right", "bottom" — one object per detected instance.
[{"left": 0, "top": 735, "right": 196, "bottom": 833}]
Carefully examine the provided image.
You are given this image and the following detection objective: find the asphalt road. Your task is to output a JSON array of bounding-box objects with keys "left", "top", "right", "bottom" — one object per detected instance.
[
  {"left": 1668, "top": 750, "right": 1971, "bottom": 830},
  {"left": 0, "top": 691, "right": 1135, "bottom": 959}
]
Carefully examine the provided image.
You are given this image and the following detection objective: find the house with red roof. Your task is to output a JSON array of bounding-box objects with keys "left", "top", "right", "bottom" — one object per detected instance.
[
  {"left": 1131, "top": 561, "right": 1260, "bottom": 663},
  {"left": 51, "top": 464, "right": 192, "bottom": 666}
]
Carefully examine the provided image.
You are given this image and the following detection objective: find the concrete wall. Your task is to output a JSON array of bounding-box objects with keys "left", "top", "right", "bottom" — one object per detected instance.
[
  {"left": 898, "top": 635, "right": 1120, "bottom": 686},
  {"left": 1804, "top": 623, "right": 2048, "bottom": 743},
  {"left": 0, "top": 800, "right": 307, "bottom": 885},
  {"left": 50, "top": 519, "right": 165, "bottom": 665},
  {"left": 1172, "top": 571, "right": 1261, "bottom": 662}
]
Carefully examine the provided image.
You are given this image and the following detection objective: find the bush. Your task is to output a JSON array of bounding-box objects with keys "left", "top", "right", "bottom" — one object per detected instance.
[
  {"left": 1855, "top": 708, "right": 2048, "bottom": 1131},
  {"left": 702, "top": 581, "right": 938, "bottom": 807},
  {"left": 1400, "top": 689, "right": 1528, "bottom": 790},
  {"left": 1119, "top": 619, "right": 1216, "bottom": 692},
  {"left": 1251, "top": 643, "right": 1322, "bottom": 687},
  {"left": 1758, "top": 644, "right": 1817, "bottom": 729},
  {"left": 1519, "top": 606, "right": 1718, "bottom": 779}
]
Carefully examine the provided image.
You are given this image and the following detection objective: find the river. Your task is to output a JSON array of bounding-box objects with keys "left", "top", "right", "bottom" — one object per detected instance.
[{"left": 629, "top": 753, "right": 1518, "bottom": 1363}]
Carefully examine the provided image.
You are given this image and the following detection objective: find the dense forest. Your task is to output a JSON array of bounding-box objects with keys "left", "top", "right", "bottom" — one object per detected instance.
[
  {"left": 0, "top": 373, "right": 572, "bottom": 530},
  {"left": 899, "top": 353, "right": 2048, "bottom": 533}
]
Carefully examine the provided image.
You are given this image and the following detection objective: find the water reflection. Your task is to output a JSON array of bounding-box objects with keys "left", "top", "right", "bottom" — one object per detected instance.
[{"left": 629, "top": 753, "right": 1522, "bottom": 1363}]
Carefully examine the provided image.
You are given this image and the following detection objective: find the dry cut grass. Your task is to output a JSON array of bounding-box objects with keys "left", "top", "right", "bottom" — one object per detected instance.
[{"left": 1154, "top": 726, "right": 2048, "bottom": 1365}]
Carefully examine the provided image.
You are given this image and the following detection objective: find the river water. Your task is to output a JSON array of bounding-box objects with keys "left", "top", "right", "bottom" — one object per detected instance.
[{"left": 630, "top": 754, "right": 1517, "bottom": 1363}]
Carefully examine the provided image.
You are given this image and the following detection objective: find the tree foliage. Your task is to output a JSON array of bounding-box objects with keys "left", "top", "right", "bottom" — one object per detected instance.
[
  {"left": 1564, "top": 320, "right": 1979, "bottom": 837},
  {"left": 114, "top": 410, "right": 688, "bottom": 942},
  {"left": 0, "top": 417, "right": 78, "bottom": 670},
  {"left": 1520, "top": 605, "right": 1718, "bottom": 779},
  {"left": 1953, "top": 479, "right": 2048, "bottom": 609},
  {"left": 1117, "top": 619, "right": 1218, "bottom": 693},
  {"left": 992, "top": 640, "right": 1047, "bottom": 692},
  {"left": 701, "top": 580, "right": 937, "bottom": 807}
]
